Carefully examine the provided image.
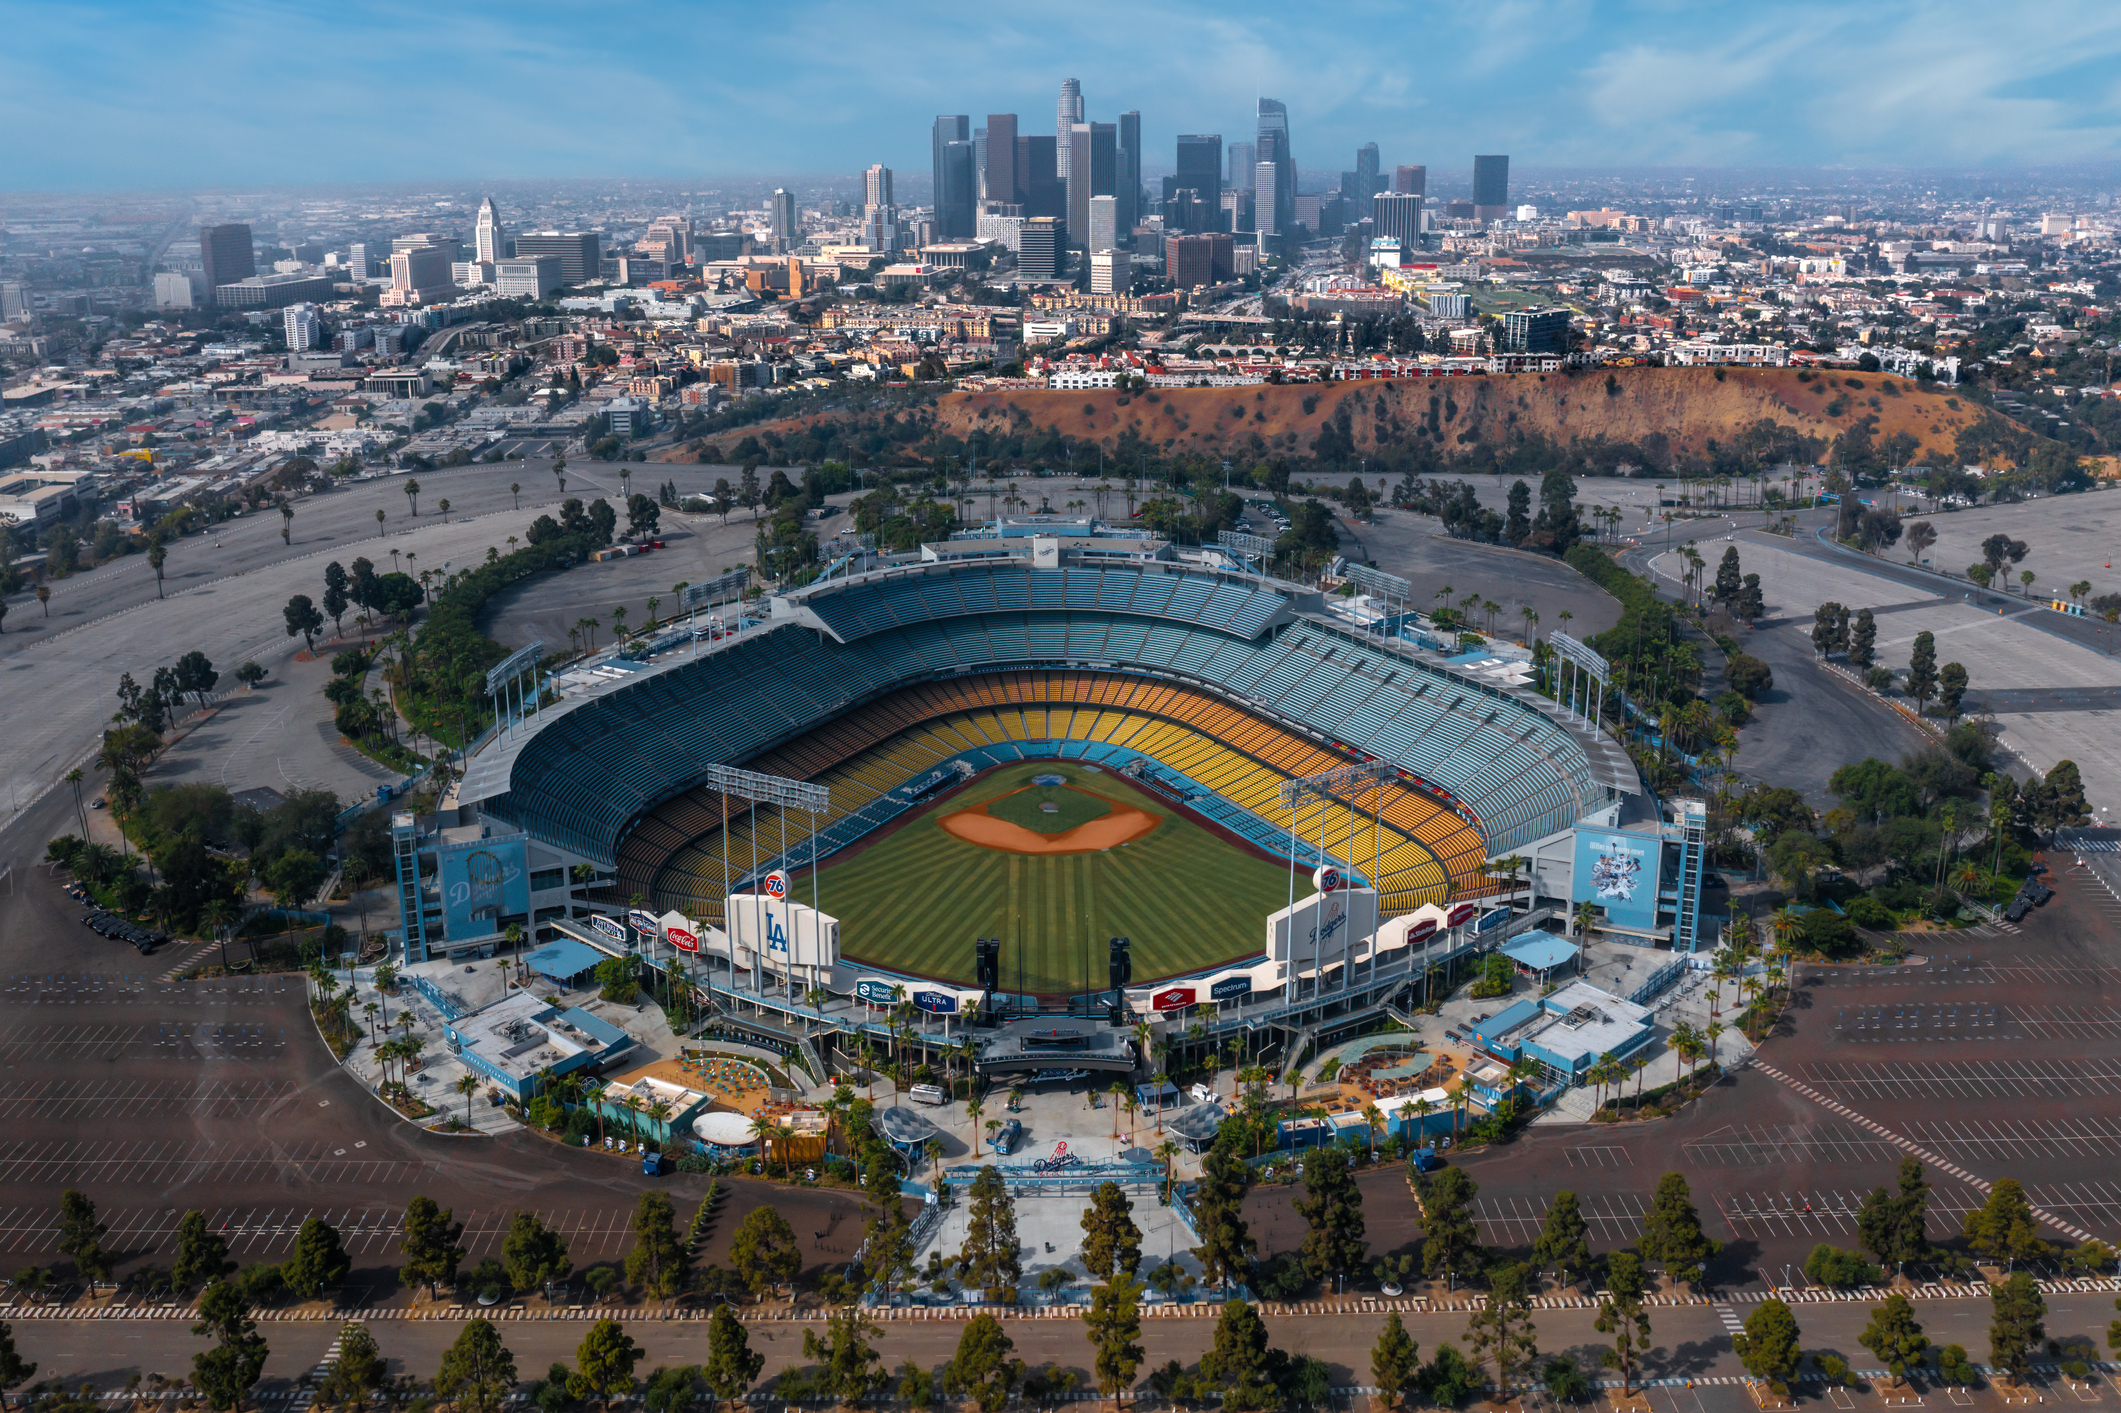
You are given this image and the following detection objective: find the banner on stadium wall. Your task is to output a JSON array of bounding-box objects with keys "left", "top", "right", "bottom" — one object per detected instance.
[
  {"left": 1573, "top": 828, "right": 1662, "bottom": 933},
  {"left": 1151, "top": 986, "right": 1196, "bottom": 1012}
]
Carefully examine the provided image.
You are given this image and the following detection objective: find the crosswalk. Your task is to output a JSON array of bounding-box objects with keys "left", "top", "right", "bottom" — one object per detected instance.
[{"left": 1713, "top": 1301, "right": 1745, "bottom": 1336}]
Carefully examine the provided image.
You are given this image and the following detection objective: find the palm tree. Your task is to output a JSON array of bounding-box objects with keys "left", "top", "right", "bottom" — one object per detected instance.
[
  {"left": 967, "top": 1099, "right": 984, "bottom": 1158},
  {"left": 1362, "top": 1102, "right": 1384, "bottom": 1161},
  {"left": 404, "top": 478, "right": 421, "bottom": 517},
  {"left": 1154, "top": 1140, "right": 1179, "bottom": 1201},
  {"left": 1573, "top": 900, "right": 1599, "bottom": 940},
  {"left": 804, "top": 986, "right": 828, "bottom": 1034},
  {"left": 456, "top": 1073, "right": 479, "bottom": 1125},
  {"left": 1108, "top": 1081, "right": 1127, "bottom": 1140},
  {"left": 510, "top": 481, "right": 522, "bottom": 510}
]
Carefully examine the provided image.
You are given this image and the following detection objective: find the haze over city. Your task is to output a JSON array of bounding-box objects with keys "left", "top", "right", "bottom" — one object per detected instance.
[{"left": 5, "top": 7, "right": 2121, "bottom": 1413}]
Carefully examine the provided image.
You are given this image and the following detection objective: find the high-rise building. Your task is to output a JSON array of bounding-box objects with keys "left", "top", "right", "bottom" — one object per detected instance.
[
  {"left": 1019, "top": 216, "right": 1064, "bottom": 280},
  {"left": 1055, "top": 79, "right": 1082, "bottom": 180},
  {"left": 1356, "top": 143, "right": 1380, "bottom": 199},
  {"left": 1473, "top": 155, "right": 1510, "bottom": 223},
  {"left": 1228, "top": 141, "right": 1255, "bottom": 191},
  {"left": 513, "top": 232, "right": 601, "bottom": 285},
  {"left": 1166, "top": 234, "right": 1214, "bottom": 290},
  {"left": 1373, "top": 193, "right": 1422, "bottom": 249},
  {"left": 1089, "top": 250, "right": 1131, "bottom": 295},
  {"left": 985, "top": 114, "right": 1020, "bottom": 208},
  {"left": 1017, "top": 136, "right": 1063, "bottom": 218},
  {"left": 1254, "top": 160, "right": 1281, "bottom": 240},
  {"left": 973, "top": 127, "right": 987, "bottom": 200},
  {"left": 1116, "top": 110, "right": 1141, "bottom": 236},
  {"left": 770, "top": 189, "right": 797, "bottom": 251},
  {"left": 1394, "top": 165, "right": 1427, "bottom": 197},
  {"left": 283, "top": 303, "right": 322, "bottom": 351},
  {"left": 1256, "top": 99, "right": 1294, "bottom": 236},
  {"left": 152, "top": 271, "right": 202, "bottom": 309},
  {"left": 864, "top": 164, "right": 894, "bottom": 208},
  {"left": 1500, "top": 306, "right": 1569, "bottom": 355},
  {"left": 642, "top": 215, "right": 693, "bottom": 265},
  {"left": 938, "top": 138, "right": 977, "bottom": 240},
  {"left": 1066, "top": 121, "right": 1115, "bottom": 249},
  {"left": 346, "top": 242, "right": 376, "bottom": 278},
  {"left": 495, "top": 255, "right": 563, "bottom": 299},
  {"left": 474, "top": 197, "right": 505, "bottom": 263},
  {"left": 1176, "top": 134, "right": 1222, "bottom": 200},
  {"left": 1087, "top": 195, "right": 1119, "bottom": 253},
  {"left": 389, "top": 243, "right": 454, "bottom": 300},
  {"left": 931, "top": 115, "right": 970, "bottom": 233},
  {"left": 198, "top": 223, "right": 256, "bottom": 293}
]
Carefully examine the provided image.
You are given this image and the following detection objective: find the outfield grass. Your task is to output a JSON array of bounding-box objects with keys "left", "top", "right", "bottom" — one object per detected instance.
[{"left": 812, "top": 761, "right": 1311, "bottom": 994}]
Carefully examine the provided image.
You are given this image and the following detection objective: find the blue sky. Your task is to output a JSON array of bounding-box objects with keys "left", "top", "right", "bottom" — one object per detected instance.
[{"left": 6, "top": 0, "right": 2121, "bottom": 191}]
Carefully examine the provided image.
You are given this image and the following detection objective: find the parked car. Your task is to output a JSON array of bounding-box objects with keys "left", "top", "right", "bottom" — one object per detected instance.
[{"left": 993, "top": 1119, "right": 1023, "bottom": 1155}]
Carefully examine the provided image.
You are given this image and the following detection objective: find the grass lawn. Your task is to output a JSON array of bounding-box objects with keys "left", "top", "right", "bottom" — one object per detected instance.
[{"left": 812, "top": 761, "right": 1310, "bottom": 994}]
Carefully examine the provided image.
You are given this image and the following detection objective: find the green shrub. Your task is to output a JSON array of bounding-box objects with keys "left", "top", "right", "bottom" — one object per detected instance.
[
  {"left": 1802, "top": 1243, "right": 1879, "bottom": 1289},
  {"left": 1846, "top": 897, "right": 1894, "bottom": 929}
]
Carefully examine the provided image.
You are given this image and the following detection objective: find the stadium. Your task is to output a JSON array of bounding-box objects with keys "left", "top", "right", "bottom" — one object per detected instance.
[{"left": 455, "top": 550, "right": 1639, "bottom": 1051}]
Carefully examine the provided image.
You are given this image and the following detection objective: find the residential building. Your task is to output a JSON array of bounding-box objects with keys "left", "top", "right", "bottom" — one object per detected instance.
[
  {"left": 1500, "top": 306, "right": 1569, "bottom": 355},
  {"left": 1472, "top": 155, "right": 1510, "bottom": 223},
  {"left": 1018, "top": 216, "right": 1064, "bottom": 280},
  {"left": 1090, "top": 250, "right": 1131, "bottom": 296},
  {"left": 769, "top": 190, "right": 797, "bottom": 252},
  {"left": 985, "top": 114, "right": 1020, "bottom": 207},
  {"left": 932, "top": 116, "right": 972, "bottom": 239},
  {"left": 495, "top": 255, "right": 563, "bottom": 299},
  {"left": 1055, "top": 78, "right": 1082, "bottom": 181},
  {"left": 199, "top": 223, "right": 256, "bottom": 293},
  {"left": 514, "top": 232, "right": 601, "bottom": 285},
  {"left": 283, "top": 302, "right": 323, "bottom": 351},
  {"left": 1066, "top": 121, "right": 1116, "bottom": 249},
  {"left": 474, "top": 197, "right": 505, "bottom": 263}
]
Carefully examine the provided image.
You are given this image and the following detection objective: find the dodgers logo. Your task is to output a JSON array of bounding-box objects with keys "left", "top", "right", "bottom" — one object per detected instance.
[{"left": 766, "top": 913, "right": 789, "bottom": 953}]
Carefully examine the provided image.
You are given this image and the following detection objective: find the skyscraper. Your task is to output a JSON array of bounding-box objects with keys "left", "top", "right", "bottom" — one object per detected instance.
[
  {"left": 1088, "top": 195, "right": 1118, "bottom": 253},
  {"left": 1255, "top": 160, "right": 1281, "bottom": 247},
  {"left": 865, "top": 164, "right": 894, "bottom": 208},
  {"left": 973, "top": 127, "right": 987, "bottom": 201},
  {"left": 1116, "top": 110, "right": 1141, "bottom": 237},
  {"left": 770, "top": 189, "right": 797, "bottom": 252},
  {"left": 1227, "top": 141, "right": 1255, "bottom": 191},
  {"left": 198, "top": 223, "right": 256, "bottom": 293},
  {"left": 938, "top": 139, "right": 977, "bottom": 240},
  {"left": 1066, "top": 121, "right": 1115, "bottom": 250},
  {"left": 1019, "top": 216, "right": 1063, "bottom": 280},
  {"left": 283, "top": 303, "right": 322, "bottom": 351},
  {"left": 932, "top": 115, "right": 969, "bottom": 227},
  {"left": 1176, "top": 134, "right": 1222, "bottom": 197},
  {"left": 1472, "top": 155, "right": 1510, "bottom": 223},
  {"left": 1373, "top": 193, "right": 1421, "bottom": 248},
  {"left": 985, "top": 114, "right": 1020, "bottom": 208},
  {"left": 1256, "top": 99, "right": 1294, "bottom": 236},
  {"left": 474, "top": 197, "right": 505, "bottom": 263},
  {"left": 1355, "top": 143, "right": 1379, "bottom": 199},
  {"left": 1393, "top": 165, "right": 1427, "bottom": 198},
  {"left": 1055, "top": 79, "right": 1082, "bottom": 180},
  {"left": 1018, "top": 135, "right": 1063, "bottom": 218}
]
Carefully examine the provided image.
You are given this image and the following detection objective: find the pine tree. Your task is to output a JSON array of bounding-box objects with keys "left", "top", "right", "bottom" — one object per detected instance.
[
  {"left": 625, "top": 1191, "right": 690, "bottom": 1304},
  {"left": 56, "top": 1189, "right": 110, "bottom": 1287},
  {"left": 399, "top": 1196, "right": 466, "bottom": 1299},
  {"left": 1736, "top": 573, "right": 1765, "bottom": 623},
  {"left": 1988, "top": 1273, "right": 2046, "bottom": 1385},
  {"left": 1637, "top": 1172, "right": 1718, "bottom": 1287},
  {"left": 1190, "top": 1142, "right": 1254, "bottom": 1293},
  {"left": 943, "top": 1312, "right": 1022, "bottom": 1413},
  {"left": 1085, "top": 1274, "right": 1146, "bottom": 1410},
  {"left": 190, "top": 1281, "right": 268, "bottom": 1413},
  {"left": 1859, "top": 1157, "right": 1931, "bottom": 1271},
  {"left": 318, "top": 1323, "right": 388, "bottom": 1411},
  {"left": 1369, "top": 1311, "right": 1420, "bottom": 1411},
  {"left": 433, "top": 1319, "right": 515, "bottom": 1413},
  {"left": 1463, "top": 1261, "right": 1539, "bottom": 1397},
  {"left": 1081, "top": 1182, "right": 1144, "bottom": 1282},
  {"left": 1848, "top": 607, "right": 1877, "bottom": 668},
  {"left": 1294, "top": 1145, "right": 1368, "bottom": 1289},
  {"left": 1419, "top": 1167, "right": 1484, "bottom": 1284},
  {"left": 702, "top": 1303, "right": 764, "bottom": 1402},
  {"left": 1858, "top": 1294, "right": 1928, "bottom": 1387},
  {"left": 1504, "top": 481, "right": 1531, "bottom": 544},
  {"left": 1531, "top": 1191, "right": 1593, "bottom": 1288},
  {"left": 1713, "top": 546, "right": 1742, "bottom": 606},
  {"left": 1198, "top": 1300, "right": 1279, "bottom": 1413},
  {"left": 284, "top": 1218, "right": 351, "bottom": 1300},
  {"left": 730, "top": 1207, "right": 800, "bottom": 1303},
  {"left": 573, "top": 1318, "right": 642, "bottom": 1407},
  {"left": 1938, "top": 662, "right": 1969, "bottom": 718},
  {"left": 173, "top": 1210, "right": 233, "bottom": 1293},
  {"left": 802, "top": 1305, "right": 885, "bottom": 1404},
  {"left": 1732, "top": 1298, "right": 1802, "bottom": 1396},
  {"left": 1810, "top": 602, "right": 1844, "bottom": 657},
  {"left": 1594, "top": 1253, "right": 1653, "bottom": 1397},
  {"left": 503, "top": 1211, "right": 574, "bottom": 1301},
  {"left": 958, "top": 1166, "right": 1022, "bottom": 1293},
  {"left": 1964, "top": 1178, "right": 2050, "bottom": 1267},
  {"left": 0, "top": 1321, "right": 36, "bottom": 1413},
  {"left": 1906, "top": 630, "right": 1938, "bottom": 706}
]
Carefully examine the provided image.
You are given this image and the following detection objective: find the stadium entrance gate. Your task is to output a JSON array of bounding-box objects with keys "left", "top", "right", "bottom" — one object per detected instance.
[{"left": 939, "top": 1155, "right": 1164, "bottom": 1197}]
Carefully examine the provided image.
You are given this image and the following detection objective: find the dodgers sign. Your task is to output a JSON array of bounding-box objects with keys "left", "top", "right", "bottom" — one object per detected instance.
[
  {"left": 854, "top": 978, "right": 898, "bottom": 1005},
  {"left": 1151, "top": 986, "right": 1195, "bottom": 1012},
  {"left": 912, "top": 990, "right": 958, "bottom": 1015},
  {"left": 589, "top": 915, "right": 627, "bottom": 943}
]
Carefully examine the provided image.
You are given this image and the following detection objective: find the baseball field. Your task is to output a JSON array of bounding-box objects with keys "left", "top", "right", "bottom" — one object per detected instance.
[{"left": 810, "top": 761, "right": 1311, "bottom": 995}]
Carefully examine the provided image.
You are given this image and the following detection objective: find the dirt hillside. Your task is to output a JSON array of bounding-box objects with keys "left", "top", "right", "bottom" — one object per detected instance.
[{"left": 936, "top": 367, "right": 2011, "bottom": 466}]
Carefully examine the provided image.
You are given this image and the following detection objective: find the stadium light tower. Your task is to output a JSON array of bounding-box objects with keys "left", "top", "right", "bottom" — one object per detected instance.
[
  {"left": 702, "top": 763, "right": 830, "bottom": 1004},
  {"left": 1280, "top": 759, "right": 1400, "bottom": 997}
]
